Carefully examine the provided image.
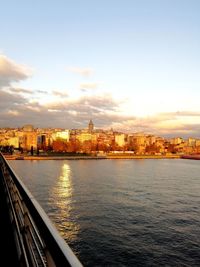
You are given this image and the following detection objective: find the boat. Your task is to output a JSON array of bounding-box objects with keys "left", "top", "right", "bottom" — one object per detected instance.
[{"left": 181, "top": 154, "right": 200, "bottom": 160}]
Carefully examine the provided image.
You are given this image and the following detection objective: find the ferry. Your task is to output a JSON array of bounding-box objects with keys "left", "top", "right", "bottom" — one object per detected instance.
[{"left": 181, "top": 154, "right": 200, "bottom": 160}]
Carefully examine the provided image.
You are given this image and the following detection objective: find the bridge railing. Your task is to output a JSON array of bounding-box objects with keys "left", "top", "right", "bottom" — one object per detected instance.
[{"left": 0, "top": 153, "right": 83, "bottom": 267}]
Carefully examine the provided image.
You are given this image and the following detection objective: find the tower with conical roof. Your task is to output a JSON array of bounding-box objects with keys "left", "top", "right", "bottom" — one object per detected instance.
[{"left": 88, "top": 119, "right": 94, "bottom": 133}]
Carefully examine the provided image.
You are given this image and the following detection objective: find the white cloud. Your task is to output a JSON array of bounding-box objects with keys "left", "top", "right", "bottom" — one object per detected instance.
[
  {"left": 52, "top": 90, "right": 68, "bottom": 97},
  {"left": 67, "top": 66, "right": 93, "bottom": 77},
  {"left": 79, "top": 82, "right": 98, "bottom": 90},
  {"left": 8, "top": 110, "right": 20, "bottom": 116}
]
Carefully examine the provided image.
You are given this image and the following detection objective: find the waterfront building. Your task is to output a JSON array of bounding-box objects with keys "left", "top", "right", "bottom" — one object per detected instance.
[
  {"left": 195, "top": 139, "right": 200, "bottom": 146},
  {"left": 115, "top": 133, "right": 126, "bottom": 147},
  {"left": 170, "top": 137, "right": 183, "bottom": 145},
  {"left": 76, "top": 133, "right": 97, "bottom": 143},
  {"left": 147, "top": 135, "right": 156, "bottom": 145},
  {"left": 7, "top": 137, "right": 19, "bottom": 148},
  {"left": 20, "top": 132, "right": 38, "bottom": 150},
  {"left": 96, "top": 132, "right": 114, "bottom": 148},
  {"left": 52, "top": 130, "right": 70, "bottom": 142},
  {"left": 188, "top": 137, "right": 196, "bottom": 146}
]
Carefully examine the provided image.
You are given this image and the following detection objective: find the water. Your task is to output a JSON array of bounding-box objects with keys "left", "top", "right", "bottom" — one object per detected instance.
[{"left": 9, "top": 159, "right": 200, "bottom": 266}]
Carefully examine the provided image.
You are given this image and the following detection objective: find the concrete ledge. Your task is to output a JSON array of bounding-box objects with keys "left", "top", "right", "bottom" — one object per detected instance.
[{"left": 4, "top": 154, "right": 181, "bottom": 160}]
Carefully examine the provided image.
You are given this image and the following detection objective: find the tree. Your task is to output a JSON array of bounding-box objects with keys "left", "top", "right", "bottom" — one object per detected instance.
[{"left": 52, "top": 140, "right": 67, "bottom": 152}]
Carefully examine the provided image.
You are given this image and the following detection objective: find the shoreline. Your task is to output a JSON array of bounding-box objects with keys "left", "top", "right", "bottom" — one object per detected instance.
[
  {"left": 4, "top": 154, "right": 181, "bottom": 160},
  {"left": 106, "top": 155, "right": 180, "bottom": 159}
]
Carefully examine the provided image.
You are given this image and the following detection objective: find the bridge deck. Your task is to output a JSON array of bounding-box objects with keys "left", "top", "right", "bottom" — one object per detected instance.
[{"left": 0, "top": 169, "right": 20, "bottom": 266}]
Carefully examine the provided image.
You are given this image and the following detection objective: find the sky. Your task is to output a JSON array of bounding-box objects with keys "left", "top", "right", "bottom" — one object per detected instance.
[{"left": 1, "top": 0, "right": 200, "bottom": 138}]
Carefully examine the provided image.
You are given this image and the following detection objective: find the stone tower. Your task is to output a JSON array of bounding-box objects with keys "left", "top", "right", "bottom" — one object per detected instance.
[{"left": 88, "top": 119, "right": 94, "bottom": 133}]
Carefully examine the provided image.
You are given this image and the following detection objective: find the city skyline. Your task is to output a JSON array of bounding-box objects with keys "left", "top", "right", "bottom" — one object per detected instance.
[{"left": 1, "top": 1, "right": 200, "bottom": 138}]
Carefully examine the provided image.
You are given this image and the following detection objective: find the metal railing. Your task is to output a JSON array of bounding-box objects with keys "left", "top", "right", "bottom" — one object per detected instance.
[{"left": 0, "top": 153, "right": 83, "bottom": 267}]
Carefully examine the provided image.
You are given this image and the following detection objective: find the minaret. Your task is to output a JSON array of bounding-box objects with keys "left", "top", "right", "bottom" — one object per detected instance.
[{"left": 88, "top": 119, "right": 94, "bottom": 133}]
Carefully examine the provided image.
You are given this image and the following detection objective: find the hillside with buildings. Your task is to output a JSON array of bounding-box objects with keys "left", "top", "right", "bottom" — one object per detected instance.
[{"left": 0, "top": 120, "right": 200, "bottom": 156}]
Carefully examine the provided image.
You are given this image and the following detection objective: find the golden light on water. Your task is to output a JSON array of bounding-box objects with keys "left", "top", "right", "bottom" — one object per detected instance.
[
  {"left": 58, "top": 163, "right": 72, "bottom": 199},
  {"left": 51, "top": 163, "right": 79, "bottom": 241}
]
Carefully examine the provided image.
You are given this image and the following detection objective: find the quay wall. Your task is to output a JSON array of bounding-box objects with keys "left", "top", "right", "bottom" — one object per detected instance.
[{"left": 4, "top": 154, "right": 180, "bottom": 160}]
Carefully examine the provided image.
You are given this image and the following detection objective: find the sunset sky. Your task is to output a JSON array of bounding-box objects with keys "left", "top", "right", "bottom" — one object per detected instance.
[{"left": 1, "top": 0, "right": 200, "bottom": 137}]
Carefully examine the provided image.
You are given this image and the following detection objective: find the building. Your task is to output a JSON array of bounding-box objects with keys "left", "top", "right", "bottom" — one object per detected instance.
[
  {"left": 76, "top": 133, "right": 97, "bottom": 143},
  {"left": 88, "top": 120, "right": 94, "bottom": 133},
  {"left": 21, "top": 132, "right": 38, "bottom": 150},
  {"left": 7, "top": 137, "right": 19, "bottom": 148},
  {"left": 170, "top": 137, "right": 183, "bottom": 145},
  {"left": 22, "top": 125, "right": 34, "bottom": 132},
  {"left": 115, "top": 133, "right": 126, "bottom": 147},
  {"left": 51, "top": 130, "right": 70, "bottom": 142}
]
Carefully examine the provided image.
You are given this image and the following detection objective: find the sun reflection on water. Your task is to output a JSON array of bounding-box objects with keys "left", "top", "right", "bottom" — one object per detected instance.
[
  {"left": 51, "top": 163, "right": 79, "bottom": 242},
  {"left": 58, "top": 163, "right": 72, "bottom": 198}
]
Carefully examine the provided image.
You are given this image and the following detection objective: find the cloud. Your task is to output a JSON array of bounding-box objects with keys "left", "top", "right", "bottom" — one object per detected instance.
[
  {"left": 36, "top": 90, "right": 47, "bottom": 94},
  {"left": 152, "top": 111, "right": 200, "bottom": 119},
  {"left": 79, "top": 82, "right": 98, "bottom": 90},
  {"left": 0, "top": 54, "right": 32, "bottom": 88},
  {"left": 173, "top": 111, "right": 200, "bottom": 117},
  {"left": 0, "top": 90, "right": 27, "bottom": 109},
  {"left": 0, "top": 93, "right": 122, "bottom": 128},
  {"left": 107, "top": 111, "right": 200, "bottom": 138},
  {"left": 1, "top": 84, "right": 200, "bottom": 138},
  {"left": 52, "top": 90, "right": 68, "bottom": 97},
  {"left": 9, "top": 87, "right": 33, "bottom": 94},
  {"left": 67, "top": 66, "right": 93, "bottom": 77},
  {"left": 7, "top": 110, "right": 20, "bottom": 116},
  {"left": 45, "top": 94, "right": 119, "bottom": 113}
]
